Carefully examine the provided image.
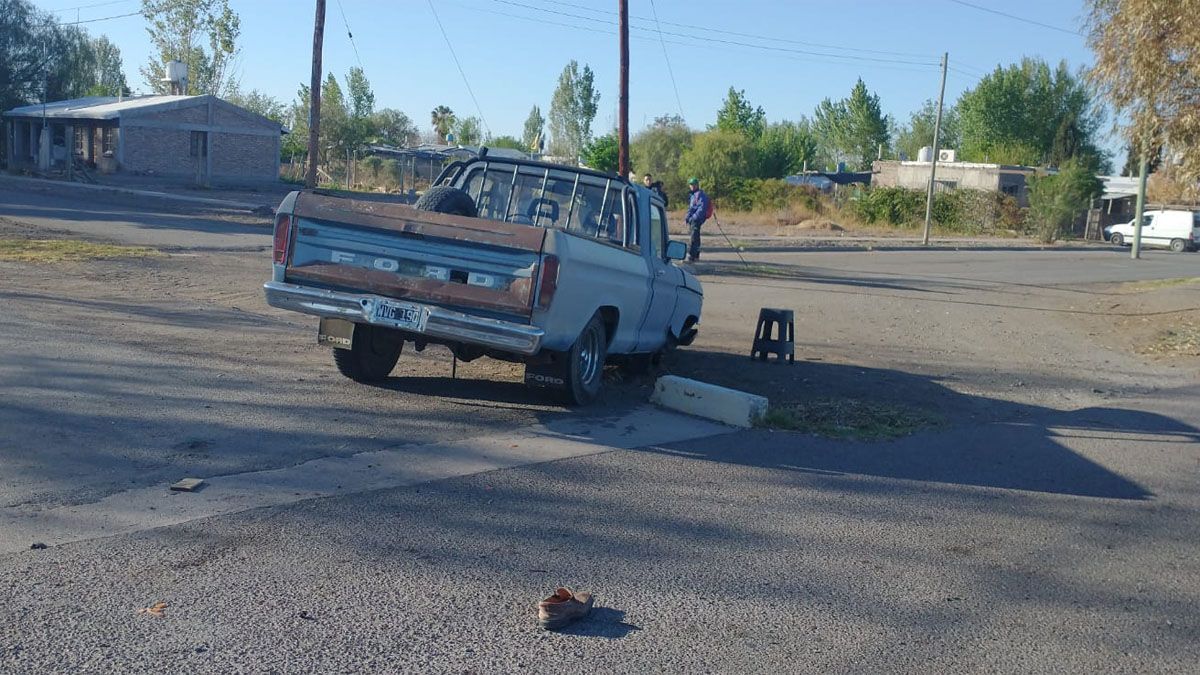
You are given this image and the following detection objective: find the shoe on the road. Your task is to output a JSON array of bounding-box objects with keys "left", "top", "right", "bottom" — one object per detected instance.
[{"left": 537, "top": 587, "right": 594, "bottom": 630}]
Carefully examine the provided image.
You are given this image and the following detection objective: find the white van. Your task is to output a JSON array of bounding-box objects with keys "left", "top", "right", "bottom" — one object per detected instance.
[{"left": 1104, "top": 210, "right": 1200, "bottom": 252}]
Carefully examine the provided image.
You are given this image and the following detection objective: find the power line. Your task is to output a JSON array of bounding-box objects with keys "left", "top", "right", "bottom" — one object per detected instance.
[
  {"left": 333, "top": 0, "right": 364, "bottom": 69},
  {"left": 492, "top": 0, "right": 940, "bottom": 66},
  {"left": 947, "top": 0, "right": 1082, "bottom": 36},
  {"left": 449, "top": 1, "right": 941, "bottom": 75},
  {"left": 532, "top": 0, "right": 936, "bottom": 58},
  {"left": 45, "top": 0, "right": 135, "bottom": 13},
  {"left": 426, "top": 0, "right": 492, "bottom": 138},
  {"left": 648, "top": 0, "right": 685, "bottom": 121},
  {"left": 448, "top": 0, "right": 941, "bottom": 76},
  {"left": 61, "top": 10, "right": 141, "bottom": 24}
]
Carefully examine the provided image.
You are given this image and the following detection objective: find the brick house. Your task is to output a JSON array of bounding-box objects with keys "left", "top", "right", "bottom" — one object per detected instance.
[{"left": 3, "top": 94, "right": 284, "bottom": 183}]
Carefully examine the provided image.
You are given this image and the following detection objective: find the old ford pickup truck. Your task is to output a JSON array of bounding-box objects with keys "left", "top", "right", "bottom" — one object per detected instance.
[{"left": 264, "top": 151, "right": 702, "bottom": 404}]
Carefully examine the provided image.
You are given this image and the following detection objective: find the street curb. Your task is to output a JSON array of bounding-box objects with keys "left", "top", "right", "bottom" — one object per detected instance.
[
  {"left": 651, "top": 375, "right": 768, "bottom": 428},
  {"left": 0, "top": 174, "right": 266, "bottom": 211}
]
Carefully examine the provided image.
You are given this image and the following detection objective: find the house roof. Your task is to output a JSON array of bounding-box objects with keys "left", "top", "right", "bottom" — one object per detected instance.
[
  {"left": 2, "top": 95, "right": 199, "bottom": 120},
  {"left": 1099, "top": 175, "right": 1140, "bottom": 200}
]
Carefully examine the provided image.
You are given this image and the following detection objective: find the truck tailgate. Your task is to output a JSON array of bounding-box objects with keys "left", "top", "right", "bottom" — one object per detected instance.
[{"left": 285, "top": 192, "right": 545, "bottom": 317}]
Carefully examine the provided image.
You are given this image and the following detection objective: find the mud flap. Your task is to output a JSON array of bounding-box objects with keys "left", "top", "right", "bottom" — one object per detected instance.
[
  {"left": 318, "top": 317, "right": 355, "bottom": 350},
  {"left": 523, "top": 356, "right": 567, "bottom": 389}
]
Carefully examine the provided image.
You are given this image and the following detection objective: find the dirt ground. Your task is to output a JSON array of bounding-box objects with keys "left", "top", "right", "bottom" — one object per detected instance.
[{"left": 2, "top": 206, "right": 1195, "bottom": 437}]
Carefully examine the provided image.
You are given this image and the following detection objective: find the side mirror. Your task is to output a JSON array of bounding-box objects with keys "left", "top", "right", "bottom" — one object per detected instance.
[{"left": 666, "top": 240, "right": 688, "bottom": 261}]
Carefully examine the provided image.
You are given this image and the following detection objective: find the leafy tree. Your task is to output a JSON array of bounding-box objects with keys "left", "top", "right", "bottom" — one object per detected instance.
[
  {"left": 453, "top": 116, "right": 483, "bottom": 145},
  {"left": 713, "top": 87, "right": 766, "bottom": 139},
  {"left": 0, "top": 0, "right": 50, "bottom": 113},
  {"left": 812, "top": 78, "right": 890, "bottom": 171},
  {"left": 756, "top": 120, "right": 817, "bottom": 178},
  {"left": 678, "top": 130, "right": 756, "bottom": 202},
  {"left": 631, "top": 114, "right": 693, "bottom": 204},
  {"left": 957, "top": 58, "right": 1102, "bottom": 168},
  {"left": 1087, "top": 0, "right": 1200, "bottom": 179},
  {"left": 895, "top": 99, "right": 960, "bottom": 161},
  {"left": 282, "top": 83, "right": 311, "bottom": 159},
  {"left": 345, "top": 67, "right": 374, "bottom": 119},
  {"left": 488, "top": 135, "right": 528, "bottom": 151},
  {"left": 0, "top": 1, "right": 133, "bottom": 119},
  {"left": 340, "top": 66, "right": 376, "bottom": 152},
  {"left": 140, "top": 0, "right": 241, "bottom": 96},
  {"left": 226, "top": 89, "right": 285, "bottom": 123},
  {"left": 430, "top": 105, "right": 455, "bottom": 143},
  {"left": 371, "top": 108, "right": 417, "bottom": 147},
  {"left": 319, "top": 72, "right": 349, "bottom": 162},
  {"left": 522, "top": 105, "right": 545, "bottom": 151},
  {"left": 548, "top": 60, "right": 600, "bottom": 159},
  {"left": 88, "top": 36, "right": 128, "bottom": 96},
  {"left": 45, "top": 25, "right": 99, "bottom": 102},
  {"left": 582, "top": 133, "right": 619, "bottom": 173},
  {"left": 1027, "top": 159, "right": 1103, "bottom": 242}
]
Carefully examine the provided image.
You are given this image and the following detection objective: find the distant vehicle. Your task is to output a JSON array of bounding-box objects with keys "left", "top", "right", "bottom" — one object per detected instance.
[
  {"left": 1104, "top": 209, "right": 1200, "bottom": 253},
  {"left": 264, "top": 152, "right": 702, "bottom": 405},
  {"left": 785, "top": 174, "right": 834, "bottom": 192}
]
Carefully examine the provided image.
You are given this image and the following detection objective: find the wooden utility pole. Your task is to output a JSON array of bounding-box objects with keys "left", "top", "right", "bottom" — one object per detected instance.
[
  {"left": 922, "top": 52, "right": 949, "bottom": 246},
  {"left": 617, "top": 0, "right": 630, "bottom": 178},
  {"left": 306, "top": 0, "right": 326, "bottom": 189}
]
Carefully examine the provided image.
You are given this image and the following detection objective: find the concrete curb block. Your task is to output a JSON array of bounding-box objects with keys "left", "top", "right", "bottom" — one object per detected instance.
[{"left": 651, "top": 375, "right": 768, "bottom": 428}]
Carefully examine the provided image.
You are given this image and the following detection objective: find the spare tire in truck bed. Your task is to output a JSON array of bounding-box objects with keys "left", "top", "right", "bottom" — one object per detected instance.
[{"left": 414, "top": 185, "right": 478, "bottom": 218}]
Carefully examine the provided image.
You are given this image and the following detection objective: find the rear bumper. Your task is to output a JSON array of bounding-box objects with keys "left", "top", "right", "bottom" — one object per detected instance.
[{"left": 263, "top": 281, "right": 544, "bottom": 355}]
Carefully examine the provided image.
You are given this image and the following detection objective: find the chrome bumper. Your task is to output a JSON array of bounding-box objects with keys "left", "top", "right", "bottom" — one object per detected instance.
[{"left": 263, "top": 281, "right": 544, "bottom": 355}]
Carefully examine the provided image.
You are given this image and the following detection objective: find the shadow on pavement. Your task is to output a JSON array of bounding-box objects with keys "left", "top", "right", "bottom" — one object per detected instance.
[
  {"left": 654, "top": 348, "right": 1197, "bottom": 501},
  {"left": 557, "top": 607, "right": 641, "bottom": 639}
]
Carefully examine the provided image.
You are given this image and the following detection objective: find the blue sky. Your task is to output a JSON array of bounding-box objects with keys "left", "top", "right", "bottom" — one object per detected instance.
[{"left": 37, "top": 0, "right": 1106, "bottom": 148}]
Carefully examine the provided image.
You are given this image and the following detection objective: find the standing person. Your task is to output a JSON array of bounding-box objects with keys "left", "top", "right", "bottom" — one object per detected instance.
[
  {"left": 684, "top": 177, "right": 710, "bottom": 262},
  {"left": 642, "top": 173, "right": 668, "bottom": 207}
]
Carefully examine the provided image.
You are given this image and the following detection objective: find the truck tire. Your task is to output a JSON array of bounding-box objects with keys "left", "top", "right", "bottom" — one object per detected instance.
[
  {"left": 1111, "top": 232, "right": 1124, "bottom": 247},
  {"left": 563, "top": 313, "right": 608, "bottom": 405},
  {"left": 414, "top": 185, "right": 477, "bottom": 218},
  {"left": 1170, "top": 238, "right": 1187, "bottom": 253},
  {"left": 333, "top": 324, "right": 402, "bottom": 383}
]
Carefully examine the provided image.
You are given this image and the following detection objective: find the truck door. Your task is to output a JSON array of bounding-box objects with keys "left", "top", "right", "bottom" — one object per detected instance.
[{"left": 637, "top": 201, "right": 683, "bottom": 352}]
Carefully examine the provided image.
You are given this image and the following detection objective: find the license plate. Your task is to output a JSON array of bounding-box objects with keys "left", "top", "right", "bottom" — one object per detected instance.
[{"left": 372, "top": 299, "right": 425, "bottom": 331}]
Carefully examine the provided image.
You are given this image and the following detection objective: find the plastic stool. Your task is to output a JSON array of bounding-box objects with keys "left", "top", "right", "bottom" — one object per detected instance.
[{"left": 751, "top": 308, "right": 794, "bottom": 364}]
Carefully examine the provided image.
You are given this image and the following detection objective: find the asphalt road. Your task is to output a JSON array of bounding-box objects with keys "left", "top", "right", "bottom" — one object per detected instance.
[{"left": 1, "top": 182, "right": 1198, "bottom": 672}]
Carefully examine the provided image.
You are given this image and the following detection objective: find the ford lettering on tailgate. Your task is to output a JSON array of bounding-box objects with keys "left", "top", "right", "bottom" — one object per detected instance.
[{"left": 330, "top": 250, "right": 497, "bottom": 288}]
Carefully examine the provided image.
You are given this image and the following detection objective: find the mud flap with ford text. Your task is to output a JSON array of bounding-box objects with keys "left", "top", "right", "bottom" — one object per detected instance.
[{"left": 318, "top": 317, "right": 355, "bottom": 349}]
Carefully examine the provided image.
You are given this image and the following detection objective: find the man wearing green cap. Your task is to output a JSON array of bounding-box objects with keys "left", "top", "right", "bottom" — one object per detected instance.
[{"left": 684, "top": 177, "right": 711, "bottom": 262}]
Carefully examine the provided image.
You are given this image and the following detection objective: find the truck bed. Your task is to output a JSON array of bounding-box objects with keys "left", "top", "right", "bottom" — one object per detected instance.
[{"left": 285, "top": 192, "right": 547, "bottom": 318}]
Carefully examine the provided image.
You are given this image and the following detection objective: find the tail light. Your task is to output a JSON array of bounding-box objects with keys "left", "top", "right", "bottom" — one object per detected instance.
[
  {"left": 272, "top": 213, "right": 293, "bottom": 264},
  {"left": 536, "top": 255, "right": 560, "bottom": 310}
]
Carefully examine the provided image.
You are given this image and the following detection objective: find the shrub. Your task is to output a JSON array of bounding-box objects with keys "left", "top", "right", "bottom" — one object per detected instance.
[
  {"left": 1027, "top": 160, "right": 1102, "bottom": 243},
  {"left": 850, "top": 186, "right": 926, "bottom": 227}
]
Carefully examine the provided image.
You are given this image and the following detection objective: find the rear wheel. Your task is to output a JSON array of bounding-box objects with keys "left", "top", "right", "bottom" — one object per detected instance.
[
  {"left": 333, "top": 324, "right": 403, "bottom": 383},
  {"left": 1111, "top": 232, "right": 1125, "bottom": 247},
  {"left": 562, "top": 314, "right": 608, "bottom": 405},
  {"left": 414, "top": 185, "right": 477, "bottom": 217},
  {"left": 1170, "top": 238, "right": 1187, "bottom": 253}
]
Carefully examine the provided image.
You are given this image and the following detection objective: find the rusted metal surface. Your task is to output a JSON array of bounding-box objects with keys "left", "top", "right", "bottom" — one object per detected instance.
[
  {"left": 293, "top": 191, "right": 546, "bottom": 252},
  {"left": 288, "top": 262, "right": 536, "bottom": 315}
]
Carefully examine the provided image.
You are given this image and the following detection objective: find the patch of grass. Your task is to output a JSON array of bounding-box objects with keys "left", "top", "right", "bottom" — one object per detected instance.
[
  {"left": 1141, "top": 321, "right": 1200, "bottom": 356},
  {"left": 757, "top": 398, "right": 939, "bottom": 441},
  {"left": 1125, "top": 277, "right": 1200, "bottom": 291},
  {"left": 0, "top": 239, "right": 161, "bottom": 263}
]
